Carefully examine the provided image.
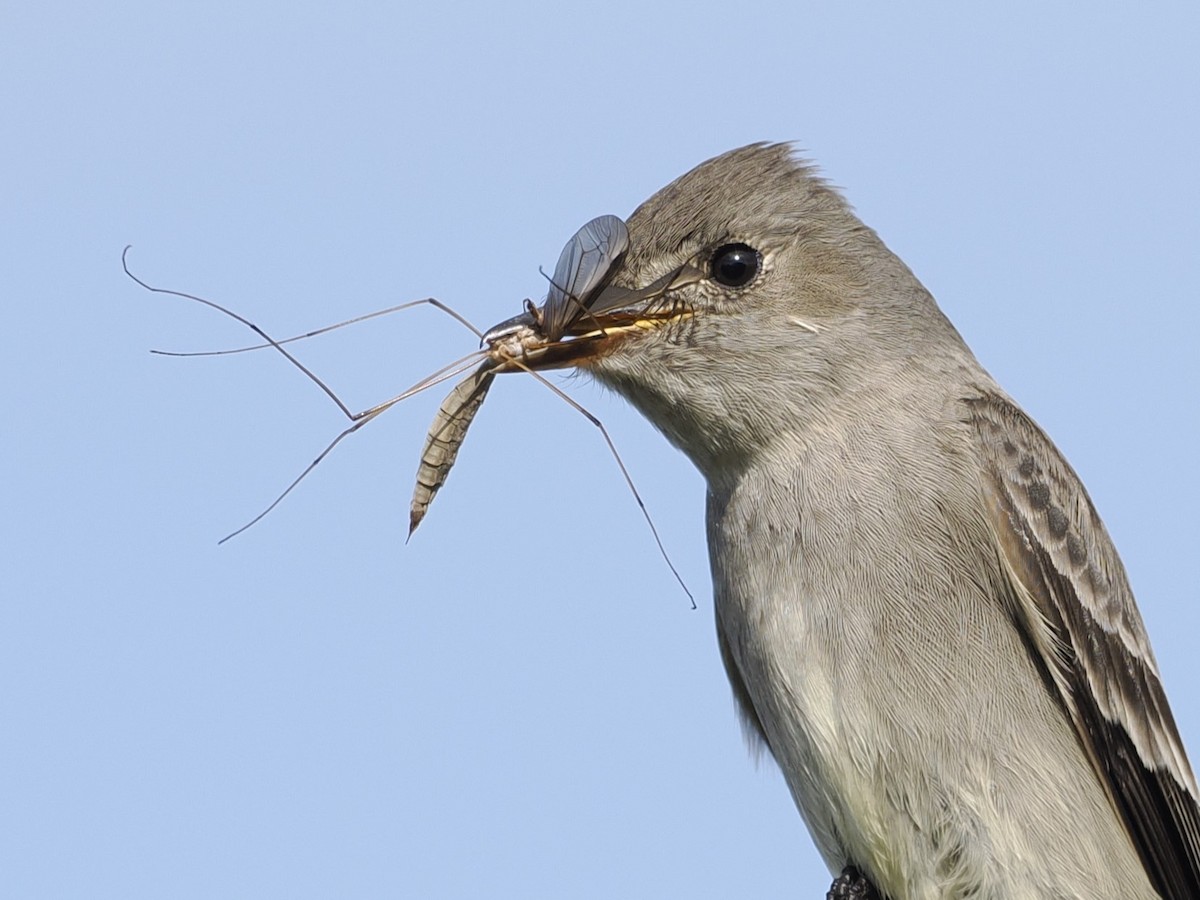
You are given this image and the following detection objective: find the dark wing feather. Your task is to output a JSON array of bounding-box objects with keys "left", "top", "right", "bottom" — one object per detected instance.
[{"left": 966, "top": 391, "right": 1200, "bottom": 899}]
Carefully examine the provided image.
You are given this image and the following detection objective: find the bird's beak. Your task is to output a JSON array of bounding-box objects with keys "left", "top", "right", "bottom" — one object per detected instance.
[{"left": 481, "top": 263, "right": 705, "bottom": 371}]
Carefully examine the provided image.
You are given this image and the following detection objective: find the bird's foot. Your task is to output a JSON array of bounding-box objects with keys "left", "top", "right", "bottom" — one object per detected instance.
[{"left": 826, "top": 865, "right": 882, "bottom": 900}]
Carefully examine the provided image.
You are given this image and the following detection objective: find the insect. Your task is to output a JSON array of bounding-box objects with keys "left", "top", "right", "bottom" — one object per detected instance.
[
  {"left": 123, "top": 214, "right": 695, "bottom": 602},
  {"left": 407, "top": 215, "right": 630, "bottom": 536}
]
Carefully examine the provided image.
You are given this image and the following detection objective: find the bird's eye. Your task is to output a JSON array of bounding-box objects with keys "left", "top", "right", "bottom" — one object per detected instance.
[{"left": 710, "top": 244, "right": 761, "bottom": 288}]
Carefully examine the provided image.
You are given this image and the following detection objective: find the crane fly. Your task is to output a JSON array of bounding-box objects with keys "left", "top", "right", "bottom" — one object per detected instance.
[
  {"left": 125, "top": 214, "right": 700, "bottom": 604},
  {"left": 407, "top": 214, "right": 630, "bottom": 535}
]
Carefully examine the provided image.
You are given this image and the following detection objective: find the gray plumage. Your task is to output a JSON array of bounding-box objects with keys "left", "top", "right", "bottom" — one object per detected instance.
[{"left": 507, "top": 144, "right": 1198, "bottom": 898}]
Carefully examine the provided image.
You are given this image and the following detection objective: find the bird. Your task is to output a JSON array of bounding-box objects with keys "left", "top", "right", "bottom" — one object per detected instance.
[{"left": 484, "top": 143, "right": 1200, "bottom": 898}]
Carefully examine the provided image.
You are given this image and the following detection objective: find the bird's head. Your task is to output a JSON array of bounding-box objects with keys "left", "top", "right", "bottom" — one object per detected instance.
[{"left": 483, "top": 143, "right": 962, "bottom": 482}]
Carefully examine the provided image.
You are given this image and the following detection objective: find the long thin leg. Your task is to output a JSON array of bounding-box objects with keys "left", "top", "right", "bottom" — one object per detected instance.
[
  {"left": 125, "top": 248, "right": 486, "bottom": 420},
  {"left": 151, "top": 298, "right": 483, "bottom": 358},
  {"left": 502, "top": 359, "right": 695, "bottom": 609},
  {"left": 217, "top": 351, "right": 488, "bottom": 543},
  {"left": 124, "top": 248, "right": 495, "bottom": 538}
]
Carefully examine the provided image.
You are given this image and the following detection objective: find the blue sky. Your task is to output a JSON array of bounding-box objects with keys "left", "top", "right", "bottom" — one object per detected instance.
[{"left": 3, "top": 3, "right": 1198, "bottom": 897}]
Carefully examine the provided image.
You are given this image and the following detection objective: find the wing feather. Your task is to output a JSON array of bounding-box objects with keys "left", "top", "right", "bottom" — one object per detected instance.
[{"left": 966, "top": 391, "right": 1200, "bottom": 899}]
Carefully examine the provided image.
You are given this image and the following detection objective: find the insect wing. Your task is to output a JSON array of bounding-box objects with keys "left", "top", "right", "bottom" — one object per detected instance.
[
  {"left": 408, "top": 362, "right": 496, "bottom": 537},
  {"left": 542, "top": 215, "right": 629, "bottom": 340}
]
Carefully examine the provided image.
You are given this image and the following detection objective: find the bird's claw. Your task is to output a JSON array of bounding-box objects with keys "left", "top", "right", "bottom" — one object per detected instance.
[{"left": 826, "top": 865, "right": 882, "bottom": 900}]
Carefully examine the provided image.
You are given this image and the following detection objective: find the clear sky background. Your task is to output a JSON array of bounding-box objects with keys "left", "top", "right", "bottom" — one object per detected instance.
[{"left": 3, "top": 3, "right": 1198, "bottom": 897}]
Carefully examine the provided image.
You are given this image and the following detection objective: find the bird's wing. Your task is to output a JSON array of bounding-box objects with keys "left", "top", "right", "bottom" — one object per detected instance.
[{"left": 966, "top": 390, "right": 1200, "bottom": 900}]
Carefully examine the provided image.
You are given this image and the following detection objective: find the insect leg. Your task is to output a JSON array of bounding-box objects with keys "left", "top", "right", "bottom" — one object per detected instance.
[
  {"left": 150, "top": 298, "right": 482, "bottom": 358},
  {"left": 497, "top": 356, "right": 695, "bottom": 609}
]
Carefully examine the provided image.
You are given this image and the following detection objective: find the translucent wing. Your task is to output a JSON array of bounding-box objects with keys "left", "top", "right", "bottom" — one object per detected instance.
[
  {"left": 541, "top": 215, "right": 629, "bottom": 340},
  {"left": 408, "top": 362, "right": 496, "bottom": 537}
]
